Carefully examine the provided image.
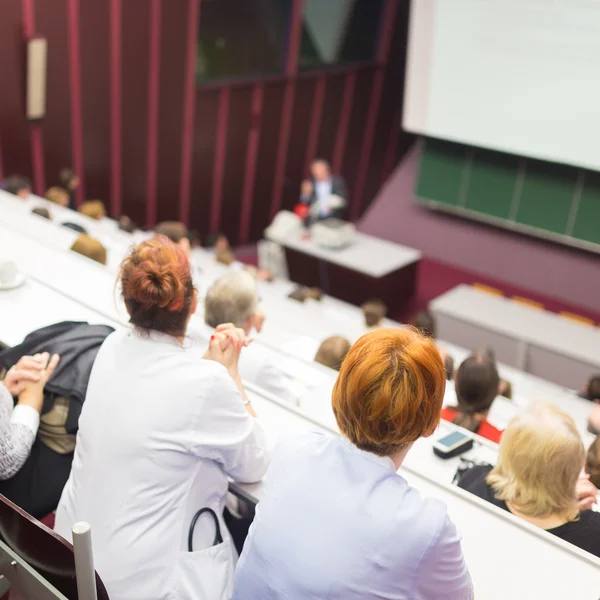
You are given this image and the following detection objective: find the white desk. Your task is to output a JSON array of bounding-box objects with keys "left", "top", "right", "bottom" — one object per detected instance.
[
  {"left": 266, "top": 229, "right": 421, "bottom": 278},
  {"left": 0, "top": 224, "right": 128, "bottom": 325},
  {"left": 0, "top": 278, "right": 122, "bottom": 348},
  {"left": 265, "top": 229, "right": 421, "bottom": 309},
  {"left": 431, "top": 285, "right": 600, "bottom": 388},
  {"left": 0, "top": 195, "right": 79, "bottom": 251}
]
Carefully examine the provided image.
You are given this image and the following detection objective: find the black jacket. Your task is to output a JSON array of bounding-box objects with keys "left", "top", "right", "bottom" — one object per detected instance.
[
  {"left": 0, "top": 321, "right": 114, "bottom": 433},
  {"left": 0, "top": 321, "right": 114, "bottom": 517},
  {"left": 301, "top": 175, "right": 349, "bottom": 221}
]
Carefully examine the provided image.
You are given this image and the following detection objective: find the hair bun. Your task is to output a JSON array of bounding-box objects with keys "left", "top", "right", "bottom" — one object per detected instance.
[{"left": 128, "top": 260, "right": 184, "bottom": 310}]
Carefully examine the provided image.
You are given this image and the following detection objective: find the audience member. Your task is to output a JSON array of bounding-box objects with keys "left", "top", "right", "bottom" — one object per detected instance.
[
  {"left": 117, "top": 215, "right": 136, "bottom": 233},
  {"left": 498, "top": 378, "right": 513, "bottom": 399},
  {"left": 78, "top": 200, "right": 106, "bottom": 220},
  {"left": 361, "top": 299, "right": 387, "bottom": 329},
  {"left": 45, "top": 186, "right": 70, "bottom": 207},
  {"left": 234, "top": 328, "right": 472, "bottom": 599},
  {"left": 0, "top": 322, "right": 112, "bottom": 517},
  {"left": 586, "top": 437, "right": 600, "bottom": 488},
  {"left": 0, "top": 354, "right": 59, "bottom": 480},
  {"left": 205, "top": 232, "right": 273, "bottom": 280},
  {"left": 314, "top": 336, "right": 351, "bottom": 371},
  {"left": 54, "top": 236, "right": 269, "bottom": 599},
  {"left": 444, "top": 352, "right": 455, "bottom": 380},
  {"left": 200, "top": 271, "right": 297, "bottom": 404},
  {"left": 410, "top": 310, "right": 436, "bottom": 338},
  {"left": 31, "top": 207, "right": 51, "bottom": 220},
  {"left": 70, "top": 234, "right": 107, "bottom": 265},
  {"left": 581, "top": 374, "right": 600, "bottom": 402},
  {"left": 4, "top": 175, "right": 32, "bottom": 199},
  {"left": 155, "top": 221, "right": 191, "bottom": 255},
  {"left": 57, "top": 167, "right": 80, "bottom": 208},
  {"left": 458, "top": 404, "right": 600, "bottom": 558},
  {"left": 588, "top": 404, "right": 600, "bottom": 435},
  {"left": 441, "top": 353, "right": 502, "bottom": 442}
]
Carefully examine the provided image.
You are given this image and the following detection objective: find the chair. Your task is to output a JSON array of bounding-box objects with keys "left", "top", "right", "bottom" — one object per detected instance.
[
  {"left": 0, "top": 494, "right": 109, "bottom": 599},
  {"left": 511, "top": 296, "right": 544, "bottom": 310},
  {"left": 559, "top": 312, "right": 595, "bottom": 327},
  {"left": 472, "top": 283, "right": 504, "bottom": 297}
]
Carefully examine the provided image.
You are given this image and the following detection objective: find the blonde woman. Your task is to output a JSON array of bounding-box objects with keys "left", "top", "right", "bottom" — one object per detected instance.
[{"left": 458, "top": 403, "right": 600, "bottom": 557}]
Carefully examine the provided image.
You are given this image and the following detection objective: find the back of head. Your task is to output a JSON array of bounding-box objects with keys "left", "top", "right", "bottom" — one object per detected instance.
[
  {"left": 332, "top": 328, "right": 446, "bottom": 457},
  {"left": 586, "top": 437, "right": 600, "bottom": 488},
  {"left": 410, "top": 311, "right": 436, "bottom": 338},
  {"left": 205, "top": 271, "right": 257, "bottom": 329},
  {"left": 586, "top": 375, "right": 600, "bottom": 401},
  {"left": 32, "top": 207, "right": 51, "bottom": 220},
  {"left": 6, "top": 175, "right": 32, "bottom": 197},
  {"left": 361, "top": 299, "right": 387, "bottom": 328},
  {"left": 58, "top": 167, "right": 77, "bottom": 189},
  {"left": 70, "top": 234, "right": 107, "bottom": 265},
  {"left": 452, "top": 353, "right": 500, "bottom": 432},
  {"left": 45, "top": 186, "right": 69, "bottom": 207},
  {"left": 314, "top": 336, "right": 351, "bottom": 371},
  {"left": 443, "top": 353, "right": 455, "bottom": 381},
  {"left": 120, "top": 236, "right": 194, "bottom": 337},
  {"left": 155, "top": 221, "right": 189, "bottom": 244},
  {"left": 488, "top": 403, "right": 584, "bottom": 519},
  {"left": 79, "top": 200, "right": 106, "bottom": 220}
]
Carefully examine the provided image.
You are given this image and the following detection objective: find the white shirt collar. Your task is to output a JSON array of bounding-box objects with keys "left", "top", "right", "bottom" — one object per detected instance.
[{"left": 340, "top": 436, "right": 397, "bottom": 471}]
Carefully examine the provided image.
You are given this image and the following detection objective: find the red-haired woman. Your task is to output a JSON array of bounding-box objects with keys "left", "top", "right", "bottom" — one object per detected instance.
[
  {"left": 55, "top": 236, "right": 269, "bottom": 600},
  {"left": 234, "top": 329, "right": 473, "bottom": 600}
]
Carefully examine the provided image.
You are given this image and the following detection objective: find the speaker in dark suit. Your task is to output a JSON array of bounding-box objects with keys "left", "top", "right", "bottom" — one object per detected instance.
[{"left": 299, "top": 158, "right": 348, "bottom": 223}]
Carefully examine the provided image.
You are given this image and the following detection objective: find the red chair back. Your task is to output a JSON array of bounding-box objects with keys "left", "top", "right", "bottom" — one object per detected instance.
[{"left": 0, "top": 495, "right": 109, "bottom": 599}]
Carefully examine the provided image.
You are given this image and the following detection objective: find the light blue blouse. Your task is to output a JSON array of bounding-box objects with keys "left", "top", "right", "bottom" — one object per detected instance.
[{"left": 233, "top": 432, "right": 473, "bottom": 600}]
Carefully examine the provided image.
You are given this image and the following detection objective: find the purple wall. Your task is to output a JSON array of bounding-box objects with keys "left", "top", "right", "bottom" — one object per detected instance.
[{"left": 359, "top": 141, "right": 600, "bottom": 313}]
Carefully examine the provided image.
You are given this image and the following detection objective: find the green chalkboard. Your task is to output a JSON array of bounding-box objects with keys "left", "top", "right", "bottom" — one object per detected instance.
[
  {"left": 416, "top": 139, "right": 465, "bottom": 207},
  {"left": 516, "top": 161, "right": 577, "bottom": 234},
  {"left": 465, "top": 149, "right": 518, "bottom": 219},
  {"left": 415, "top": 137, "right": 600, "bottom": 252},
  {"left": 572, "top": 172, "right": 600, "bottom": 244}
]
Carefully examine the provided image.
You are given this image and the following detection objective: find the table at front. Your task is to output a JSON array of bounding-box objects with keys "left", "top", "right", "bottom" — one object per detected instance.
[
  {"left": 431, "top": 285, "right": 600, "bottom": 389},
  {"left": 265, "top": 230, "right": 421, "bottom": 310}
]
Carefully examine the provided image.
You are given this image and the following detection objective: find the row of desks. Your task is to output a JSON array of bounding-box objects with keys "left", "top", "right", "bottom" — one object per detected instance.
[
  {"left": 1, "top": 193, "right": 599, "bottom": 596},
  {"left": 432, "top": 284, "right": 600, "bottom": 389}
]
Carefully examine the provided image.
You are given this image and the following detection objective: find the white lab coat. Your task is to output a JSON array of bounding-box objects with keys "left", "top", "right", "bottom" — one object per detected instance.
[{"left": 54, "top": 328, "right": 269, "bottom": 600}]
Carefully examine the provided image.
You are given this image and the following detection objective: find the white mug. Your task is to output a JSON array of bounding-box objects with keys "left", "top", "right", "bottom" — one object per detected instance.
[{"left": 0, "top": 261, "right": 18, "bottom": 285}]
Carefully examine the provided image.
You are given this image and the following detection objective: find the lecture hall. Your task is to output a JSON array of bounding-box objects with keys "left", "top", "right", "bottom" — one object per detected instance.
[{"left": 0, "top": 0, "right": 599, "bottom": 599}]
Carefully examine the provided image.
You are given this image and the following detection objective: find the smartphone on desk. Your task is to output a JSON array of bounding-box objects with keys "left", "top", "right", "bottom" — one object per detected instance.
[{"left": 433, "top": 430, "right": 474, "bottom": 459}]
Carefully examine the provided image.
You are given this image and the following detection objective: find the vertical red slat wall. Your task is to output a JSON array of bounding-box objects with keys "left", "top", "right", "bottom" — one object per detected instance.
[{"left": 0, "top": 0, "right": 408, "bottom": 244}]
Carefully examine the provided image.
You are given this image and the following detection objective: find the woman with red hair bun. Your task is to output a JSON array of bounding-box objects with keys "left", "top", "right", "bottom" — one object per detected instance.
[
  {"left": 234, "top": 328, "right": 473, "bottom": 600},
  {"left": 55, "top": 236, "right": 270, "bottom": 600}
]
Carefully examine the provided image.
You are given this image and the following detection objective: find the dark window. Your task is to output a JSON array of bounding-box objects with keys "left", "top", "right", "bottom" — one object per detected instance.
[
  {"left": 299, "top": 0, "right": 384, "bottom": 70},
  {"left": 197, "top": 0, "right": 292, "bottom": 82}
]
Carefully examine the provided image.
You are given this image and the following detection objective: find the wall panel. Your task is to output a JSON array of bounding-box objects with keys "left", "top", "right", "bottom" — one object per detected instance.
[
  {"left": 35, "top": 0, "right": 71, "bottom": 189},
  {"left": 120, "top": 0, "right": 150, "bottom": 225},
  {"left": 220, "top": 85, "right": 253, "bottom": 241},
  {"left": 315, "top": 73, "right": 344, "bottom": 167},
  {"left": 250, "top": 81, "right": 285, "bottom": 240},
  {"left": 283, "top": 77, "right": 316, "bottom": 210},
  {"left": 79, "top": 0, "right": 110, "bottom": 203},
  {"left": 342, "top": 68, "right": 375, "bottom": 207},
  {"left": 189, "top": 89, "right": 220, "bottom": 239},
  {"left": 155, "top": 0, "right": 188, "bottom": 224},
  {"left": 0, "top": 1, "right": 32, "bottom": 179}
]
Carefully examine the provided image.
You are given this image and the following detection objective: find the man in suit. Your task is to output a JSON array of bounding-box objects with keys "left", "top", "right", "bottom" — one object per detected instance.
[{"left": 299, "top": 158, "right": 348, "bottom": 222}]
